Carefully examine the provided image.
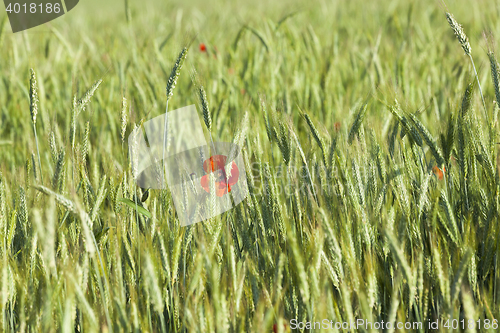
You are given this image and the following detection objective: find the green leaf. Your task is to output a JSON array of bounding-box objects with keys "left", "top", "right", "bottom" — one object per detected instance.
[{"left": 118, "top": 198, "right": 152, "bottom": 219}]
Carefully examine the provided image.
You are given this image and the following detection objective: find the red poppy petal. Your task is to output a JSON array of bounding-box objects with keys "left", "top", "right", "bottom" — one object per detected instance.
[
  {"left": 226, "top": 162, "right": 240, "bottom": 186},
  {"left": 200, "top": 175, "right": 210, "bottom": 192},
  {"left": 203, "top": 159, "right": 210, "bottom": 173},
  {"left": 213, "top": 155, "right": 227, "bottom": 170},
  {"left": 215, "top": 180, "right": 228, "bottom": 197},
  {"left": 216, "top": 185, "right": 227, "bottom": 197},
  {"left": 203, "top": 155, "right": 228, "bottom": 173}
]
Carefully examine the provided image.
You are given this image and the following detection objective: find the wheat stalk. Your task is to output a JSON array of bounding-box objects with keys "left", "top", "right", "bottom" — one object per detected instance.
[
  {"left": 82, "top": 121, "right": 90, "bottom": 170},
  {"left": 191, "top": 69, "right": 218, "bottom": 160},
  {"left": 76, "top": 79, "right": 102, "bottom": 115},
  {"left": 121, "top": 97, "right": 128, "bottom": 143},
  {"left": 71, "top": 79, "right": 102, "bottom": 151},
  {"left": 302, "top": 110, "right": 327, "bottom": 166},
  {"left": 446, "top": 13, "right": 471, "bottom": 56},
  {"left": 408, "top": 112, "right": 445, "bottom": 167},
  {"left": 29, "top": 69, "right": 38, "bottom": 125},
  {"left": 166, "top": 48, "right": 188, "bottom": 102},
  {"left": 163, "top": 48, "right": 188, "bottom": 187},
  {"left": 198, "top": 84, "right": 212, "bottom": 132},
  {"left": 29, "top": 69, "right": 42, "bottom": 184},
  {"left": 348, "top": 103, "right": 368, "bottom": 145},
  {"left": 446, "top": 12, "right": 488, "bottom": 123},
  {"left": 488, "top": 50, "right": 500, "bottom": 108},
  {"left": 124, "top": 0, "right": 131, "bottom": 23}
]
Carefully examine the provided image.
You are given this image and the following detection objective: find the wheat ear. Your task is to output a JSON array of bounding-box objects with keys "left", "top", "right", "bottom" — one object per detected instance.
[
  {"left": 446, "top": 12, "right": 488, "bottom": 123},
  {"left": 163, "top": 47, "right": 188, "bottom": 185},
  {"left": 29, "top": 69, "right": 42, "bottom": 184}
]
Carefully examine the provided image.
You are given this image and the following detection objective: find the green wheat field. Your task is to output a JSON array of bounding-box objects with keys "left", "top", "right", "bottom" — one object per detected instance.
[{"left": 2, "top": 0, "right": 500, "bottom": 331}]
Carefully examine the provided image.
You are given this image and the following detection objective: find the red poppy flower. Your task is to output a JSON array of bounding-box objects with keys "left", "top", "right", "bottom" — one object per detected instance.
[
  {"left": 432, "top": 165, "right": 445, "bottom": 180},
  {"left": 199, "top": 43, "right": 207, "bottom": 52},
  {"left": 200, "top": 155, "right": 239, "bottom": 197}
]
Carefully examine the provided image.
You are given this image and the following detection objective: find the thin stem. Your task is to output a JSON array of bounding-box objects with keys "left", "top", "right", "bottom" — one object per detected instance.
[
  {"left": 33, "top": 123, "right": 43, "bottom": 184},
  {"left": 86, "top": 213, "right": 113, "bottom": 331},
  {"left": 208, "top": 132, "right": 217, "bottom": 155},
  {"left": 162, "top": 100, "right": 169, "bottom": 188},
  {"left": 133, "top": 189, "right": 141, "bottom": 280},
  {"left": 469, "top": 55, "right": 489, "bottom": 123}
]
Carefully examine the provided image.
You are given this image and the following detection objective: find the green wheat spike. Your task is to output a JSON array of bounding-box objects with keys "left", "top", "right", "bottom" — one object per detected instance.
[
  {"left": 348, "top": 103, "right": 367, "bottom": 145},
  {"left": 407, "top": 112, "right": 445, "bottom": 167},
  {"left": 302, "top": 111, "right": 327, "bottom": 166}
]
